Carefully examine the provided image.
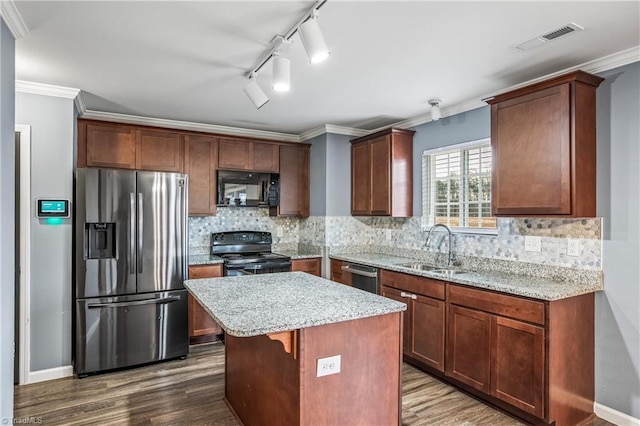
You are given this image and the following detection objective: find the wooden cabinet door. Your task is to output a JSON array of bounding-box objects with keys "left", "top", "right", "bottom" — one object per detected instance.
[
  {"left": 136, "top": 129, "right": 184, "bottom": 172},
  {"left": 85, "top": 122, "right": 137, "bottom": 169},
  {"left": 218, "top": 138, "right": 250, "bottom": 170},
  {"left": 330, "top": 259, "right": 351, "bottom": 286},
  {"left": 185, "top": 135, "right": 217, "bottom": 216},
  {"left": 275, "top": 145, "right": 310, "bottom": 217},
  {"left": 251, "top": 142, "right": 279, "bottom": 172},
  {"left": 491, "top": 316, "right": 545, "bottom": 417},
  {"left": 188, "top": 265, "right": 223, "bottom": 343},
  {"left": 292, "top": 258, "right": 321, "bottom": 277},
  {"left": 381, "top": 285, "right": 410, "bottom": 356},
  {"left": 492, "top": 85, "right": 571, "bottom": 216},
  {"left": 351, "top": 142, "right": 371, "bottom": 215},
  {"left": 411, "top": 295, "right": 445, "bottom": 372},
  {"left": 370, "top": 136, "right": 391, "bottom": 215},
  {"left": 446, "top": 305, "right": 491, "bottom": 393}
]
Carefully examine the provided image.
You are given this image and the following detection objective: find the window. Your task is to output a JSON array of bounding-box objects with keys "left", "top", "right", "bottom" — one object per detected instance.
[{"left": 422, "top": 138, "right": 496, "bottom": 232}]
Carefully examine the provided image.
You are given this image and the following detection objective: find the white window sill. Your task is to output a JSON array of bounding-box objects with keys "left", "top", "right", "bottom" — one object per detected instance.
[{"left": 421, "top": 219, "right": 498, "bottom": 236}]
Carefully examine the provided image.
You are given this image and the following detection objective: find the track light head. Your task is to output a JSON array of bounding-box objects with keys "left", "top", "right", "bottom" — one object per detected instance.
[
  {"left": 428, "top": 98, "right": 442, "bottom": 121},
  {"left": 299, "top": 12, "right": 330, "bottom": 64},
  {"left": 272, "top": 53, "right": 291, "bottom": 92},
  {"left": 243, "top": 74, "right": 269, "bottom": 109}
]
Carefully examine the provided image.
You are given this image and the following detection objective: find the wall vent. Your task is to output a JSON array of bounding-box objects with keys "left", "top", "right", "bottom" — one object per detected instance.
[{"left": 513, "top": 22, "right": 584, "bottom": 52}]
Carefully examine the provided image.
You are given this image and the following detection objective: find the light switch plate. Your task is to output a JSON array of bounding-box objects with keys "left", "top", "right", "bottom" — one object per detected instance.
[
  {"left": 316, "top": 355, "right": 341, "bottom": 377},
  {"left": 385, "top": 229, "right": 392, "bottom": 240},
  {"left": 524, "top": 236, "right": 542, "bottom": 252},
  {"left": 276, "top": 227, "right": 284, "bottom": 238}
]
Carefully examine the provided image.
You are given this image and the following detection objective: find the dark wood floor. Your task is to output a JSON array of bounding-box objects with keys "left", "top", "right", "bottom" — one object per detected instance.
[{"left": 14, "top": 343, "right": 613, "bottom": 425}]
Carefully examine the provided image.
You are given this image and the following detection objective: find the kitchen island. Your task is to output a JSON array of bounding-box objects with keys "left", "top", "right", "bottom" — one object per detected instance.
[{"left": 184, "top": 272, "right": 406, "bottom": 426}]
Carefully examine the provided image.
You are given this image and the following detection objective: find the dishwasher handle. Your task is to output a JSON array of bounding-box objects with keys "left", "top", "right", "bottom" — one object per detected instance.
[{"left": 341, "top": 264, "right": 378, "bottom": 278}]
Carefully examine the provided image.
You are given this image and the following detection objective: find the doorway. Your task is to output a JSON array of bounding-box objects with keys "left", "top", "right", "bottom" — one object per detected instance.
[{"left": 14, "top": 124, "right": 31, "bottom": 385}]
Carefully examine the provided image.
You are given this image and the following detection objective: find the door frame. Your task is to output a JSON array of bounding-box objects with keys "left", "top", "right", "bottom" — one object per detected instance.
[{"left": 15, "top": 124, "right": 31, "bottom": 385}]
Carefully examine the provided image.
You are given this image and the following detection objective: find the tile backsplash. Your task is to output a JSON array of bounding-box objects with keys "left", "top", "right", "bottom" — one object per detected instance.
[{"left": 189, "top": 209, "right": 602, "bottom": 271}]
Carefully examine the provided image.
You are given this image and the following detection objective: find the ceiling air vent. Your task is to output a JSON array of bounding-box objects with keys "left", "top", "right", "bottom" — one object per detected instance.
[{"left": 513, "top": 22, "right": 584, "bottom": 52}]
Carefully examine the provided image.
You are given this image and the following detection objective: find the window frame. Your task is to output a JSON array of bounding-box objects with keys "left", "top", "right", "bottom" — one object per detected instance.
[{"left": 422, "top": 138, "right": 497, "bottom": 235}]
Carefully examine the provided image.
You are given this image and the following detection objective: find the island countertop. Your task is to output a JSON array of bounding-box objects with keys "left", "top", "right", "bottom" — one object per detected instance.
[{"left": 184, "top": 271, "right": 406, "bottom": 338}]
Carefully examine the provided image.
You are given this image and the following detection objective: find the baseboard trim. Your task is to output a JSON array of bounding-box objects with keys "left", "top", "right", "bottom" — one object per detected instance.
[
  {"left": 27, "top": 365, "right": 74, "bottom": 384},
  {"left": 595, "top": 402, "right": 640, "bottom": 426}
]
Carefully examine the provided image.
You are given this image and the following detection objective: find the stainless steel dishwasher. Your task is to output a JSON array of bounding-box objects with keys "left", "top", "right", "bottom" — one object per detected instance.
[{"left": 341, "top": 263, "right": 379, "bottom": 294}]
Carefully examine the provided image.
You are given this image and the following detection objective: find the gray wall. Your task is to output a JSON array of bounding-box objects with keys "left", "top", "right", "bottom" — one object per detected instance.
[
  {"left": 308, "top": 134, "right": 327, "bottom": 216},
  {"left": 0, "top": 18, "right": 15, "bottom": 421},
  {"left": 16, "top": 92, "right": 75, "bottom": 371},
  {"left": 325, "top": 133, "right": 352, "bottom": 216},
  {"left": 410, "top": 107, "right": 491, "bottom": 216},
  {"left": 595, "top": 61, "right": 640, "bottom": 418},
  {"left": 308, "top": 132, "right": 352, "bottom": 217}
]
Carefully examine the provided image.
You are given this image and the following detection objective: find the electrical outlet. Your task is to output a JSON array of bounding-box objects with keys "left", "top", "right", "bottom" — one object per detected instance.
[
  {"left": 567, "top": 239, "right": 580, "bottom": 256},
  {"left": 316, "top": 355, "right": 341, "bottom": 377},
  {"left": 276, "top": 227, "right": 284, "bottom": 238},
  {"left": 385, "top": 229, "right": 392, "bottom": 240},
  {"left": 524, "top": 236, "right": 542, "bottom": 252}
]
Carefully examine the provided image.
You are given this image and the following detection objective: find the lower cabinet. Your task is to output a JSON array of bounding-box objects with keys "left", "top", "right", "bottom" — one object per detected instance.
[
  {"left": 291, "top": 258, "right": 322, "bottom": 277},
  {"left": 187, "top": 264, "right": 223, "bottom": 344},
  {"left": 376, "top": 268, "right": 593, "bottom": 426},
  {"left": 329, "top": 259, "right": 351, "bottom": 286},
  {"left": 380, "top": 270, "right": 445, "bottom": 372}
]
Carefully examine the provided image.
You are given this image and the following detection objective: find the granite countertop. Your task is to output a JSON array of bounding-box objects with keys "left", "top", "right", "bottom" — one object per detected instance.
[
  {"left": 330, "top": 253, "right": 603, "bottom": 301},
  {"left": 188, "top": 255, "right": 224, "bottom": 266},
  {"left": 184, "top": 271, "right": 406, "bottom": 337},
  {"left": 275, "top": 251, "right": 323, "bottom": 260}
]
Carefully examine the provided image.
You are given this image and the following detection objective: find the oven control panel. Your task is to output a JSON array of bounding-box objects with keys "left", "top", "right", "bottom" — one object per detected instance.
[{"left": 211, "top": 231, "right": 272, "bottom": 246}]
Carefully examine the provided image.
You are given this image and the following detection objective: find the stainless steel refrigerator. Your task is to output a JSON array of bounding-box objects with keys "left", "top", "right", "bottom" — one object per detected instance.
[{"left": 74, "top": 168, "right": 189, "bottom": 376}]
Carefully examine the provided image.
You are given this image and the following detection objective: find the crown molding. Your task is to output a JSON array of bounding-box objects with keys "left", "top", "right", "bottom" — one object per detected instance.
[
  {"left": 15, "top": 80, "right": 80, "bottom": 99},
  {"left": 80, "top": 110, "right": 301, "bottom": 143},
  {"left": 383, "top": 46, "right": 640, "bottom": 131},
  {"left": 299, "top": 124, "right": 369, "bottom": 141},
  {"left": 74, "top": 91, "right": 87, "bottom": 115},
  {"left": 0, "top": 1, "right": 29, "bottom": 39}
]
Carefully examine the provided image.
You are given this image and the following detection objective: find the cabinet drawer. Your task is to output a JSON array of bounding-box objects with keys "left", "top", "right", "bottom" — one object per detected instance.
[
  {"left": 188, "top": 264, "right": 223, "bottom": 279},
  {"left": 379, "top": 269, "right": 445, "bottom": 300},
  {"left": 448, "top": 284, "right": 545, "bottom": 325},
  {"left": 292, "top": 258, "right": 321, "bottom": 277}
]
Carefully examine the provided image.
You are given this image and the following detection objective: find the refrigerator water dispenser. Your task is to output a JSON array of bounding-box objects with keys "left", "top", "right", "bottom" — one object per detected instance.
[{"left": 85, "top": 222, "right": 116, "bottom": 259}]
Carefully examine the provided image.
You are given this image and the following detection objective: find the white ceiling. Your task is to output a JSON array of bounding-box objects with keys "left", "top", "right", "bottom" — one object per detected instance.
[{"left": 12, "top": 1, "right": 640, "bottom": 135}]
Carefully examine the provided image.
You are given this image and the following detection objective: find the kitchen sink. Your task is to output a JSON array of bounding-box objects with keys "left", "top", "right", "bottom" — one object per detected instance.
[
  {"left": 432, "top": 268, "right": 468, "bottom": 276},
  {"left": 398, "top": 262, "right": 440, "bottom": 271}
]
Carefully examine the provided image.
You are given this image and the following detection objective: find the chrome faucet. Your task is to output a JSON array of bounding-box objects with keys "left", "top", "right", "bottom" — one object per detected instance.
[{"left": 424, "top": 224, "right": 455, "bottom": 267}]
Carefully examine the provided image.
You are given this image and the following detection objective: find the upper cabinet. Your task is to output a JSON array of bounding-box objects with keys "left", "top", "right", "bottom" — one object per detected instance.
[
  {"left": 80, "top": 121, "right": 137, "bottom": 169},
  {"left": 79, "top": 120, "right": 183, "bottom": 172},
  {"left": 78, "top": 119, "right": 310, "bottom": 217},
  {"left": 487, "top": 71, "right": 604, "bottom": 217},
  {"left": 136, "top": 128, "right": 184, "bottom": 172},
  {"left": 350, "top": 128, "right": 414, "bottom": 217},
  {"left": 218, "top": 138, "right": 279, "bottom": 173},
  {"left": 184, "top": 135, "right": 218, "bottom": 216},
  {"left": 271, "top": 144, "right": 310, "bottom": 217}
]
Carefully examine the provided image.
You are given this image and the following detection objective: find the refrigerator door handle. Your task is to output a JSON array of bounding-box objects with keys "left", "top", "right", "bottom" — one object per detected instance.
[
  {"left": 129, "top": 192, "right": 136, "bottom": 274},
  {"left": 87, "top": 296, "right": 181, "bottom": 309},
  {"left": 137, "top": 192, "right": 144, "bottom": 273}
]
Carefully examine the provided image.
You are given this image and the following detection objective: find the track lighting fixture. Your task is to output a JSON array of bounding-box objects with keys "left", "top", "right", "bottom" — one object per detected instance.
[
  {"left": 242, "top": 0, "right": 329, "bottom": 108},
  {"left": 299, "top": 10, "right": 330, "bottom": 64},
  {"left": 243, "top": 74, "right": 269, "bottom": 109},
  {"left": 272, "top": 52, "right": 290, "bottom": 92},
  {"left": 429, "top": 99, "right": 442, "bottom": 121}
]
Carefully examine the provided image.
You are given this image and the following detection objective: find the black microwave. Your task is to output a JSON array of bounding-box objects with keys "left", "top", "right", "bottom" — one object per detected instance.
[{"left": 217, "top": 170, "right": 279, "bottom": 207}]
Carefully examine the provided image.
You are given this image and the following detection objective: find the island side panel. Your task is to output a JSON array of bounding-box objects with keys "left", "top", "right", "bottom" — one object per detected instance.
[
  {"left": 225, "top": 333, "right": 301, "bottom": 425},
  {"left": 299, "top": 312, "right": 403, "bottom": 426}
]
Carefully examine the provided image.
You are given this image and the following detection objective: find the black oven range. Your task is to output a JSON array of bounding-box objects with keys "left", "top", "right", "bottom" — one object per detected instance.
[{"left": 211, "top": 231, "right": 291, "bottom": 276}]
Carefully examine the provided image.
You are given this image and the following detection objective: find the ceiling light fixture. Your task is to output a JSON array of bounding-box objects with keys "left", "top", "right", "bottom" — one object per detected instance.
[
  {"left": 429, "top": 99, "right": 442, "bottom": 121},
  {"left": 299, "top": 10, "right": 330, "bottom": 64},
  {"left": 243, "top": 74, "right": 269, "bottom": 109},
  {"left": 243, "top": 0, "right": 328, "bottom": 107}
]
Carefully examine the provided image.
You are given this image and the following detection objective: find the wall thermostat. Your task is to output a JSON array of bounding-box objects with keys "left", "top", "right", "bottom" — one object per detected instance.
[{"left": 37, "top": 199, "right": 69, "bottom": 218}]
